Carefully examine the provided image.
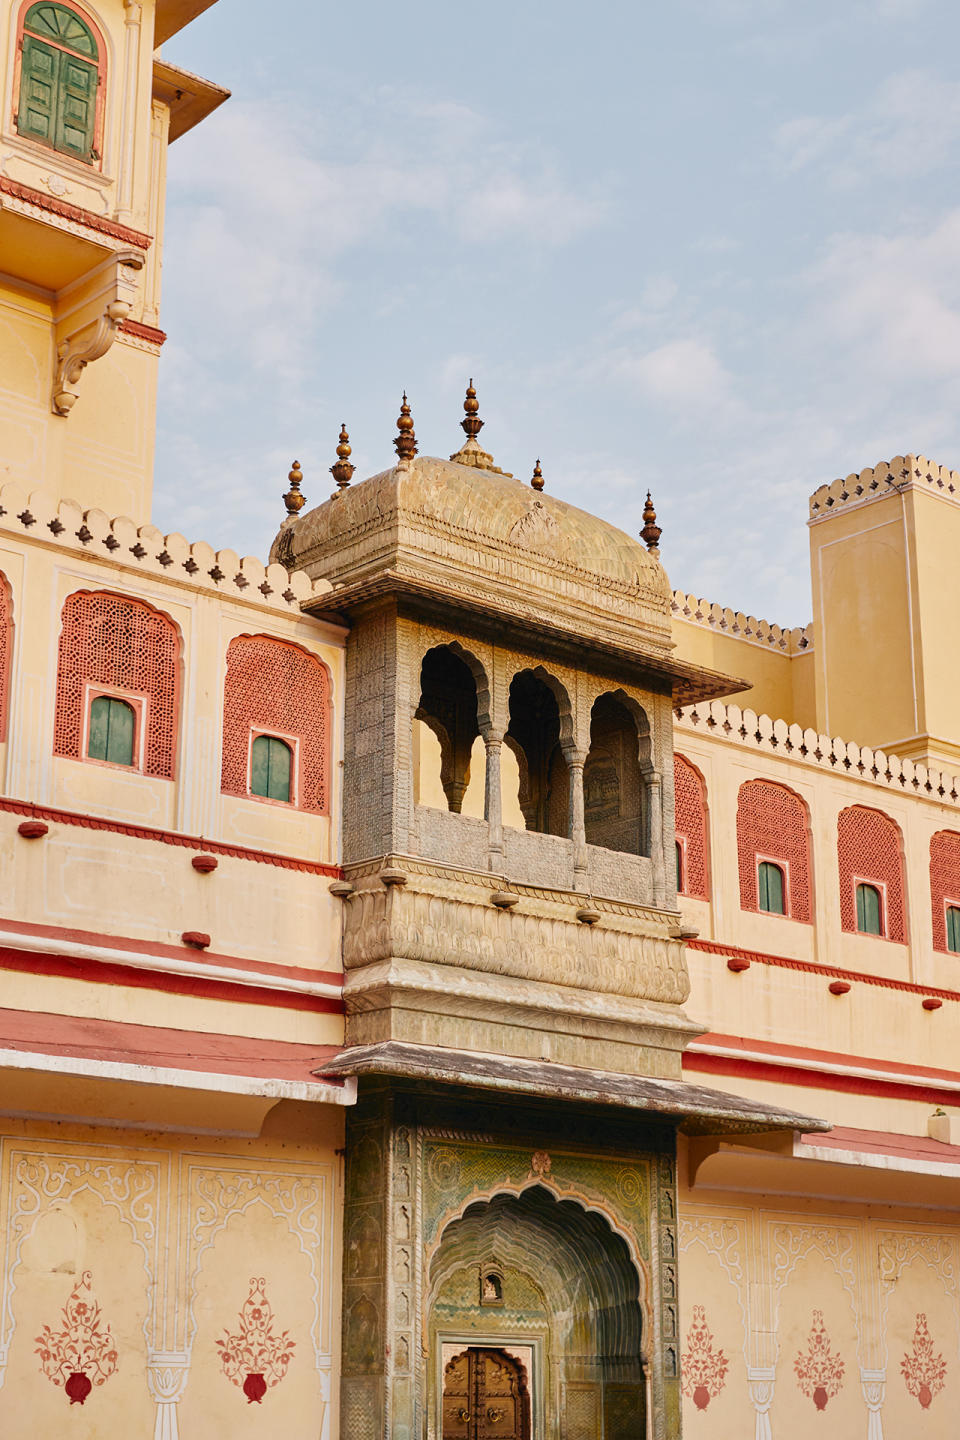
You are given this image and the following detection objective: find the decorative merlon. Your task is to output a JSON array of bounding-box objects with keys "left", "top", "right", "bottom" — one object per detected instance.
[
  {"left": 809, "top": 453, "right": 960, "bottom": 521},
  {"left": 671, "top": 590, "right": 813, "bottom": 654},
  {"left": 0, "top": 481, "right": 335, "bottom": 616},
  {"left": 53, "top": 249, "right": 145, "bottom": 416},
  {"left": 677, "top": 698, "right": 960, "bottom": 812}
]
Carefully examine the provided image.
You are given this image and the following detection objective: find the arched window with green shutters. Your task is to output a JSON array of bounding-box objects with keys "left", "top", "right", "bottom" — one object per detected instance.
[
  {"left": 856, "top": 882, "right": 883, "bottom": 936},
  {"left": 757, "top": 860, "right": 785, "bottom": 915},
  {"left": 946, "top": 905, "right": 960, "bottom": 954},
  {"left": 250, "top": 734, "right": 293, "bottom": 803},
  {"left": 17, "top": 3, "right": 101, "bottom": 163},
  {"left": 87, "top": 695, "right": 135, "bottom": 766}
]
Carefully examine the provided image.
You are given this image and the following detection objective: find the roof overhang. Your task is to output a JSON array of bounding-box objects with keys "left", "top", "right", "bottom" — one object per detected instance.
[
  {"left": 317, "top": 1041, "right": 829, "bottom": 1136},
  {"left": 154, "top": 0, "right": 218, "bottom": 46},
  {"left": 153, "top": 59, "right": 230, "bottom": 142}
]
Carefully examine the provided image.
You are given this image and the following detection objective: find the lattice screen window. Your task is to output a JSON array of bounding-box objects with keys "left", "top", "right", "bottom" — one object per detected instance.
[
  {"left": 221, "top": 634, "right": 329, "bottom": 813},
  {"left": 929, "top": 830, "right": 960, "bottom": 953},
  {"left": 736, "top": 778, "right": 812, "bottom": 921},
  {"left": 837, "top": 805, "right": 906, "bottom": 942},
  {"left": 674, "top": 753, "right": 709, "bottom": 899},
  {"left": 53, "top": 591, "right": 180, "bottom": 777},
  {"left": 0, "top": 571, "right": 12, "bottom": 742}
]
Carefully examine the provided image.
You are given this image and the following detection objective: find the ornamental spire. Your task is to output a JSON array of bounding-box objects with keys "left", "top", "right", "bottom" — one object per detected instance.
[
  {"left": 530, "top": 458, "right": 544, "bottom": 492},
  {"left": 282, "top": 459, "right": 306, "bottom": 517},
  {"left": 460, "top": 378, "right": 484, "bottom": 442},
  {"left": 394, "top": 393, "right": 418, "bottom": 463},
  {"left": 640, "top": 490, "right": 662, "bottom": 553},
  {"left": 449, "top": 378, "right": 511, "bottom": 473},
  {"left": 330, "top": 424, "right": 355, "bottom": 492}
]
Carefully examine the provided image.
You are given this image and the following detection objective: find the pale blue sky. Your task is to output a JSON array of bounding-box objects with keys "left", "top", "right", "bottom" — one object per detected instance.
[{"left": 156, "top": 0, "right": 958, "bottom": 625}]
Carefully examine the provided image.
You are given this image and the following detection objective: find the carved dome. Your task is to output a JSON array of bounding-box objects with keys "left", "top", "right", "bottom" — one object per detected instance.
[{"left": 272, "top": 456, "right": 739, "bottom": 702}]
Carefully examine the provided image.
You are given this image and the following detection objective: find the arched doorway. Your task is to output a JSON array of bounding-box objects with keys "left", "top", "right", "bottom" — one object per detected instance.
[
  {"left": 442, "top": 1347, "right": 532, "bottom": 1439},
  {"left": 429, "top": 1186, "right": 647, "bottom": 1439}
]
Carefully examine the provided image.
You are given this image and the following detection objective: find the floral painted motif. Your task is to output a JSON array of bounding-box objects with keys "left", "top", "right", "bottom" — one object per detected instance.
[
  {"left": 217, "top": 1277, "right": 295, "bottom": 1403},
  {"left": 901, "top": 1313, "right": 947, "bottom": 1409},
  {"left": 681, "top": 1305, "right": 729, "bottom": 1411},
  {"left": 794, "top": 1310, "right": 845, "bottom": 1411},
  {"left": 35, "top": 1270, "right": 118, "bottom": 1405}
]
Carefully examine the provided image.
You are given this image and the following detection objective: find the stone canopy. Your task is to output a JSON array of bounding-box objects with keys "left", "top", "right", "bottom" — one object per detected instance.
[{"left": 272, "top": 456, "right": 745, "bottom": 706}]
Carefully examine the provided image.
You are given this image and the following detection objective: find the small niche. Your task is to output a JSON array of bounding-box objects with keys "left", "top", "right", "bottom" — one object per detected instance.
[{"left": 480, "top": 1268, "right": 504, "bottom": 1306}]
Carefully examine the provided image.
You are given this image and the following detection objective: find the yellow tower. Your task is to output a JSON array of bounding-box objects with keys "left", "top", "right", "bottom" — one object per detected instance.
[{"left": 0, "top": 0, "right": 227, "bottom": 517}]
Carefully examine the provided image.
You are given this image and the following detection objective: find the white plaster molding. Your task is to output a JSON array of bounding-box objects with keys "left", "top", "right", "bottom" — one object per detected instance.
[
  {"left": 746, "top": 1365, "right": 775, "bottom": 1440},
  {"left": 147, "top": 1351, "right": 190, "bottom": 1440},
  {"left": 0, "top": 926, "right": 343, "bottom": 1000},
  {"left": 860, "top": 1368, "right": 885, "bottom": 1440}
]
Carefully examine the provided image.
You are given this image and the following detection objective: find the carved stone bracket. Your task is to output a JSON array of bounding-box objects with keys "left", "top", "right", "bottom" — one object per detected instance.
[{"left": 52, "top": 247, "right": 144, "bottom": 415}]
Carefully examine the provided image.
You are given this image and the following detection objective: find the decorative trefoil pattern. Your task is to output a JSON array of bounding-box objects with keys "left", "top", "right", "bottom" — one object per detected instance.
[
  {"left": 901, "top": 1313, "right": 947, "bottom": 1409},
  {"left": 681, "top": 1305, "right": 729, "bottom": 1411},
  {"left": 794, "top": 1309, "right": 845, "bottom": 1411},
  {"left": 217, "top": 1277, "right": 295, "bottom": 1404},
  {"left": 35, "top": 1270, "right": 118, "bottom": 1405}
]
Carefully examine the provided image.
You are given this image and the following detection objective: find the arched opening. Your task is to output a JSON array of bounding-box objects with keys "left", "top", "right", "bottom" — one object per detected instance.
[
  {"left": 250, "top": 733, "right": 293, "bottom": 803},
  {"left": 429, "top": 1186, "right": 646, "bottom": 1437},
  {"left": 583, "top": 693, "right": 649, "bottom": 856},
  {"left": 506, "top": 672, "right": 570, "bottom": 837},
  {"left": 87, "top": 694, "right": 135, "bottom": 766},
  {"left": 415, "top": 647, "right": 482, "bottom": 814}
]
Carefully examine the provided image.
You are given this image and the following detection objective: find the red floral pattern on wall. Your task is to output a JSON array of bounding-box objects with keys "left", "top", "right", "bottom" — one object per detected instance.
[
  {"left": 35, "top": 1270, "right": 118, "bottom": 1405},
  {"left": 901, "top": 1313, "right": 947, "bottom": 1409},
  {"left": 218, "top": 1277, "right": 295, "bottom": 1403},
  {"left": 674, "top": 755, "right": 709, "bottom": 899},
  {"left": 794, "top": 1310, "right": 844, "bottom": 1410},
  {"left": 53, "top": 591, "right": 181, "bottom": 777},
  {"left": 930, "top": 831, "right": 960, "bottom": 953},
  {"left": 737, "top": 779, "right": 812, "bottom": 920},
  {"left": 221, "top": 635, "right": 330, "bottom": 812},
  {"left": 681, "top": 1305, "right": 728, "bottom": 1411},
  {"left": 837, "top": 804, "right": 906, "bottom": 941}
]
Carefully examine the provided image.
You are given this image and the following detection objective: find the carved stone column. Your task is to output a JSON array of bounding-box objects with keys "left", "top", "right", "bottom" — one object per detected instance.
[
  {"left": 648, "top": 769, "right": 665, "bottom": 907},
  {"left": 568, "top": 752, "right": 588, "bottom": 889},
  {"left": 861, "top": 1369, "right": 885, "bottom": 1440},
  {"left": 747, "top": 1366, "right": 775, "bottom": 1440},
  {"left": 484, "top": 732, "right": 504, "bottom": 870},
  {"left": 119, "top": 0, "right": 143, "bottom": 220},
  {"left": 146, "top": 1353, "right": 190, "bottom": 1440}
]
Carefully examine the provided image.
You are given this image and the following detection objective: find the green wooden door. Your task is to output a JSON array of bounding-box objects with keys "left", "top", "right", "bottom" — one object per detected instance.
[
  {"left": 17, "top": 35, "right": 59, "bottom": 146},
  {"left": 855, "top": 883, "right": 882, "bottom": 935},
  {"left": 18, "top": 3, "right": 98, "bottom": 162},
  {"left": 88, "top": 696, "right": 135, "bottom": 766},
  {"left": 758, "top": 860, "right": 785, "bottom": 914},
  {"left": 251, "top": 735, "right": 292, "bottom": 802},
  {"left": 57, "top": 50, "right": 97, "bottom": 159}
]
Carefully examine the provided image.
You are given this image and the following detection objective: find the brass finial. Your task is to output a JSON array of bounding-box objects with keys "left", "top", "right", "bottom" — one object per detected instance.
[
  {"left": 394, "top": 392, "right": 418, "bottom": 463},
  {"left": 282, "top": 459, "right": 306, "bottom": 516},
  {"left": 531, "top": 458, "right": 544, "bottom": 491},
  {"left": 461, "top": 378, "right": 484, "bottom": 442},
  {"left": 330, "top": 423, "right": 355, "bottom": 491},
  {"left": 640, "top": 490, "right": 662, "bottom": 552}
]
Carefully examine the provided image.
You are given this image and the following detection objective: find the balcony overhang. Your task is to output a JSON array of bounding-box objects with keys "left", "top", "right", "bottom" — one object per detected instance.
[
  {"left": 154, "top": 0, "right": 218, "bottom": 45},
  {"left": 153, "top": 58, "right": 230, "bottom": 141}
]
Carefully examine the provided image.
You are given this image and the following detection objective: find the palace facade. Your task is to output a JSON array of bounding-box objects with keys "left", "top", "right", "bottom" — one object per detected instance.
[{"left": 0, "top": 1, "right": 957, "bottom": 1437}]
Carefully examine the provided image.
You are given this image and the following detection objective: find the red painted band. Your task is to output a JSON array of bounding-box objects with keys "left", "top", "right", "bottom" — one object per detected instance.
[
  {"left": 0, "top": 943, "right": 344, "bottom": 1014},
  {"left": 120, "top": 319, "right": 167, "bottom": 345},
  {"left": 683, "top": 1049, "right": 960, "bottom": 1108},
  {"left": 0, "top": 915, "right": 343, "bottom": 987},
  {"left": 0, "top": 177, "right": 152, "bottom": 248},
  {"left": 0, "top": 797, "right": 342, "bottom": 877},
  {"left": 689, "top": 936, "right": 960, "bottom": 1003}
]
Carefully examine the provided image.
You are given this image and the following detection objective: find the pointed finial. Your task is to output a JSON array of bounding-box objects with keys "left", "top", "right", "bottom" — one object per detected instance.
[
  {"left": 394, "top": 392, "right": 418, "bottom": 462},
  {"left": 530, "top": 458, "right": 544, "bottom": 492},
  {"left": 330, "top": 423, "right": 355, "bottom": 492},
  {"left": 460, "top": 378, "right": 484, "bottom": 442},
  {"left": 640, "top": 490, "right": 662, "bottom": 552},
  {"left": 282, "top": 459, "right": 306, "bottom": 516}
]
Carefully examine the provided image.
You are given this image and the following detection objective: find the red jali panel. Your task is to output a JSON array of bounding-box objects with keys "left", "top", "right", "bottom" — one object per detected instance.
[
  {"left": 930, "top": 830, "right": 960, "bottom": 952},
  {"left": 221, "top": 635, "right": 329, "bottom": 812},
  {"left": 53, "top": 591, "right": 180, "bottom": 777},
  {"left": 674, "top": 753, "right": 709, "bottom": 898},
  {"left": 737, "top": 779, "right": 812, "bottom": 920},
  {"left": 837, "top": 804, "right": 905, "bottom": 942},
  {"left": 0, "top": 571, "right": 11, "bottom": 741}
]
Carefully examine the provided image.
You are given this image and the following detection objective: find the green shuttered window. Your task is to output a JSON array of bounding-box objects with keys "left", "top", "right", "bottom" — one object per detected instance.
[
  {"left": 946, "top": 905, "right": 960, "bottom": 954},
  {"left": 856, "top": 882, "right": 883, "bottom": 936},
  {"left": 18, "top": 4, "right": 99, "bottom": 163},
  {"left": 758, "top": 860, "right": 785, "bottom": 915},
  {"left": 88, "top": 695, "right": 135, "bottom": 766},
  {"left": 251, "top": 734, "right": 293, "bottom": 803}
]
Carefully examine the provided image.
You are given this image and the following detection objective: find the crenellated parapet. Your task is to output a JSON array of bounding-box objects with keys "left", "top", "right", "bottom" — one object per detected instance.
[
  {"left": 808, "top": 453, "right": 960, "bottom": 520},
  {"left": 677, "top": 698, "right": 960, "bottom": 808},
  {"left": 671, "top": 591, "right": 813, "bottom": 654},
  {"left": 0, "top": 481, "right": 331, "bottom": 614}
]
